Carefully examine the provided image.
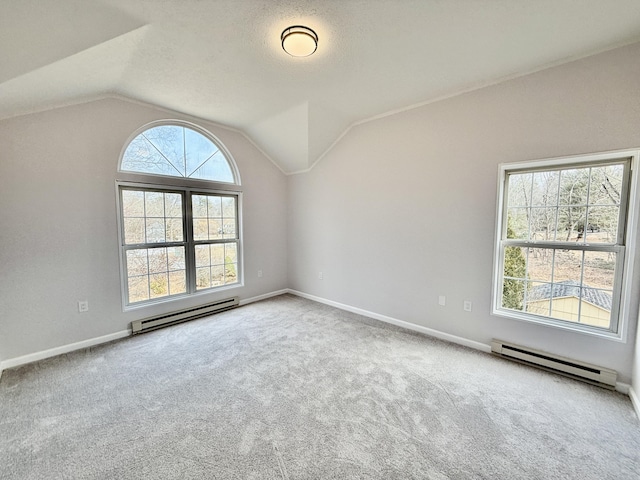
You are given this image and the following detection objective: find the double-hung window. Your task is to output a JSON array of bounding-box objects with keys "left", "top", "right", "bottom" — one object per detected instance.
[
  {"left": 493, "top": 150, "right": 640, "bottom": 338},
  {"left": 117, "top": 122, "right": 242, "bottom": 308}
]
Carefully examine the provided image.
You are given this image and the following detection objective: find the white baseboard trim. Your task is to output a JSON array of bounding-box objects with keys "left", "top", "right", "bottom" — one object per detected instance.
[
  {"left": 0, "top": 291, "right": 288, "bottom": 376},
  {"left": 0, "top": 330, "right": 131, "bottom": 372},
  {"left": 616, "top": 382, "right": 630, "bottom": 395},
  {"left": 630, "top": 387, "right": 640, "bottom": 420},
  {"left": 239, "top": 289, "right": 289, "bottom": 306},
  {"left": 287, "top": 289, "right": 492, "bottom": 353}
]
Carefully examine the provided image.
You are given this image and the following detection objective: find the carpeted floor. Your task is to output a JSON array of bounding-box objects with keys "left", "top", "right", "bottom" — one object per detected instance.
[{"left": 1, "top": 294, "right": 639, "bottom": 479}]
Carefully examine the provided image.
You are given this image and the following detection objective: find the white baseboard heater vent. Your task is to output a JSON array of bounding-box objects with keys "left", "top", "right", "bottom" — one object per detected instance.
[
  {"left": 131, "top": 297, "right": 239, "bottom": 335},
  {"left": 491, "top": 339, "right": 617, "bottom": 389}
]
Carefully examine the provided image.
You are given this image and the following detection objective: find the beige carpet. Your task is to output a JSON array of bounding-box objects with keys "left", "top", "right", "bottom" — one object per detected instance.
[{"left": 1, "top": 294, "right": 638, "bottom": 479}]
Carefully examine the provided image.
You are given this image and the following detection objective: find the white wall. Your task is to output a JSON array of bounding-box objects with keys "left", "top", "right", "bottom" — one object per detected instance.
[
  {"left": 0, "top": 97, "right": 288, "bottom": 361},
  {"left": 288, "top": 42, "right": 640, "bottom": 382}
]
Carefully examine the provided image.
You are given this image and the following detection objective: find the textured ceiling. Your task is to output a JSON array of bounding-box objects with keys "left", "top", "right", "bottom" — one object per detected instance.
[{"left": 2, "top": 0, "right": 640, "bottom": 173}]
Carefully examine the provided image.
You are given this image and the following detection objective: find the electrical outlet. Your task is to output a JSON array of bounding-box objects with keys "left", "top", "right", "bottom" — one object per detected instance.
[
  {"left": 78, "top": 300, "right": 89, "bottom": 313},
  {"left": 438, "top": 295, "right": 446, "bottom": 306},
  {"left": 257, "top": 269, "right": 263, "bottom": 278},
  {"left": 463, "top": 300, "right": 472, "bottom": 312},
  {"left": 318, "top": 271, "right": 323, "bottom": 280}
]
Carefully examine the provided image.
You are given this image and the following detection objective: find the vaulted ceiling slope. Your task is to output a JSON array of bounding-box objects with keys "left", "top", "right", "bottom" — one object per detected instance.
[{"left": 2, "top": 0, "right": 640, "bottom": 173}]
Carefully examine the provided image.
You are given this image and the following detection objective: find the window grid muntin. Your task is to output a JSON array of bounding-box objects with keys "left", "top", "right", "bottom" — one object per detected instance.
[{"left": 498, "top": 157, "right": 631, "bottom": 334}]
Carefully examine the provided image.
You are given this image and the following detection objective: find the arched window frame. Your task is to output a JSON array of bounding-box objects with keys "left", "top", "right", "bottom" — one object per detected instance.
[{"left": 116, "top": 120, "right": 243, "bottom": 310}]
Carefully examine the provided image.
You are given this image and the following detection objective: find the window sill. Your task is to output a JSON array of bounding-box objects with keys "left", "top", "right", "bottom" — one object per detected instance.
[
  {"left": 123, "top": 281, "right": 244, "bottom": 313},
  {"left": 491, "top": 307, "right": 626, "bottom": 343}
]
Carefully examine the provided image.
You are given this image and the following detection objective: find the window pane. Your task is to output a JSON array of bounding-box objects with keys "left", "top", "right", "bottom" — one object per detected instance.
[
  {"left": 124, "top": 218, "right": 145, "bottom": 244},
  {"left": 531, "top": 171, "right": 559, "bottom": 207},
  {"left": 222, "top": 197, "right": 236, "bottom": 218},
  {"left": 126, "top": 249, "right": 148, "bottom": 276},
  {"left": 122, "top": 190, "right": 145, "bottom": 217},
  {"left": 526, "top": 282, "right": 552, "bottom": 318},
  {"left": 164, "top": 193, "right": 182, "bottom": 217},
  {"left": 168, "top": 270, "right": 186, "bottom": 295},
  {"left": 149, "top": 273, "right": 169, "bottom": 299},
  {"left": 145, "top": 191, "right": 165, "bottom": 217},
  {"left": 196, "top": 267, "right": 211, "bottom": 289},
  {"left": 167, "top": 247, "right": 185, "bottom": 271},
  {"left": 506, "top": 208, "right": 529, "bottom": 239},
  {"left": 556, "top": 206, "right": 586, "bottom": 242},
  {"left": 192, "top": 195, "right": 208, "bottom": 217},
  {"left": 146, "top": 218, "right": 166, "bottom": 243},
  {"left": 502, "top": 279, "right": 525, "bottom": 311},
  {"left": 585, "top": 206, "right": 619, "bottom": 243},
  {"left": 583, "top": 251, "right": 616, "bottom": 290},
  {"left": 207, "top": 196, "right": 222, "bottom": 217},
  {"left": 211, "top": 265, "right": 224, "bottom": 286},
  {"left": 211, "top": 244, "right": 225, "bottom": 265},
  {"left": 552, "top": 250, "right": 583, "bottom": 284},
  {"left": 190, "top": 150, "right": 235, "bottom": 183},
  {"left": 165, "top": 218, "right": 183, "bottom": 242},
  {"left": 527, "top": 248, "right": 552, "bottom": 282},
  {"left": 530, "top": 207, "right": 556, "bottom": 241},
  {"left": 579, "top": 288, "right": 612, "bottom": 328},
  {"left": 223, "top": 219, "right": 236, "bottom": 239},
  {"left": 208, "top": 219, "right": 223, "bottom": 240},
  {"left": 121, "top": 135, "right": 179, "bottom": 177},
  {"left": 225, "top": 243, "right": 237, "bottom": 264},
  {"left": 589, "top": 165, "right": 623, "bottom": 206},
  {"left": 559, "top": 168, "right": 589, "bottom": 206},
  {"left": 128, "top": 276, "right": 149, "bottom": 303},
  {"left": 195, "top": 244, "right": 210, "bottom": 268},
  {"left": 148, "top": 248, "right": 168, "bottom": 274},
  {"left": 507, "top": 173, "right": 532, "bottom": 207},
  {"left": 193, "top": 219, "right": 208, "bottom": 241},
  {"left": 503, "top": 246, "right": 526, "bottom": 280},
  {"left": 224, "top": 243, "right": 238, "bottom": 285}
]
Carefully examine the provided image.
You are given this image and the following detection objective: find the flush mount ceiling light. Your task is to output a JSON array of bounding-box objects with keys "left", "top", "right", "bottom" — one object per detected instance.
[{"left": 281, "top": 25, "right": 318, "bottom": 57}]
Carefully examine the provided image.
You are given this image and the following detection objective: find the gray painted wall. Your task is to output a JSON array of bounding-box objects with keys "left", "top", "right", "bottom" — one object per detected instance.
[
  {"left": 0, "top": 98, "right": 288, "bottom": 360},
  {"left": 288, "top": 43, "right": 640, "bottom": 382}
]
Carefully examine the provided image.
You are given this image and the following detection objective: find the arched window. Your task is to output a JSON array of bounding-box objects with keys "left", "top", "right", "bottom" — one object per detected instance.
[
  {"left": 120, "top": 124, "right": 238, "bottom": 183},
  {"left": 117, "top": 122, "right": 242, "bottom": 308}
]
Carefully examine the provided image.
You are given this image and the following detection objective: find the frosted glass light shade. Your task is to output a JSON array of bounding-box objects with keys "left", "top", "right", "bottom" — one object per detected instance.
[{"left": 281, "top": 26, "right": 318, "bottom": 57}]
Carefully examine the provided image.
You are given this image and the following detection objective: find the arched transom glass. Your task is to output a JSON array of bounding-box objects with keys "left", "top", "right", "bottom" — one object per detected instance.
[{"left": 121, "top": 124, "right": 236, "bottom": 183}]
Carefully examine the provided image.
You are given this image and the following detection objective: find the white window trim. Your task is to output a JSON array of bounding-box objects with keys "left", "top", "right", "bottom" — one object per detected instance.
[{"left": 491, "top": 148, "right": 640, "bottom": 342}]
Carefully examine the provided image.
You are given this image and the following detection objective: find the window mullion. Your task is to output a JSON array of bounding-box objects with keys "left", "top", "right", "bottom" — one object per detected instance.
[{"left": 185, "top": 190, "right": 196, "bottom": 294}]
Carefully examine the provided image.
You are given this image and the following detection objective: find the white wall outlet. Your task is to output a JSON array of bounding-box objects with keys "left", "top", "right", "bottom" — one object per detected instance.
[
  {"left": 78, "top": 300, "right": 89, "bottom": 313},
  {"left": 257, "top": 269, "right": 263, "bottom": 278},
  {"left": 463, "top": 300, "right": 472, "bottom": 312},
  {"left": 438, "top": 295, "right": 446, "bottom": 306},
  {"left": 318, "top": 271, "right": 323, "bottom": 280}
]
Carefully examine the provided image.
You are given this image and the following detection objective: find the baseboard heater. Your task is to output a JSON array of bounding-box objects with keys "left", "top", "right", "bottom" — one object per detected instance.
[
  {"left": 131, "top": 297, "right": 239, "bottom": 335},
  {"left": 491, "top": 339, "right": 617, "bottom": 389}
]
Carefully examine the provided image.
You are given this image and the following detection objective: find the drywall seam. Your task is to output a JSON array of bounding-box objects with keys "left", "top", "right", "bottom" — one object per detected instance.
[
  {"left": 0, "top": 330, "right": 131, "bottom": 371},
  {"left": 286, "top": 289, "right": 492, "bottom": 353}
]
